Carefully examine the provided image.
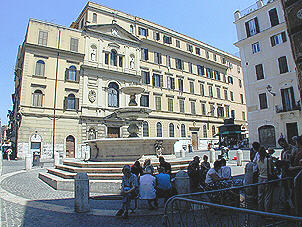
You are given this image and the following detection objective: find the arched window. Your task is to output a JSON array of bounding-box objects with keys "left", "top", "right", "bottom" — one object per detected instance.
[
  {"left": 212, "top": 126, "right": 216, "bottom": 137},
  {"left": 203, "top": 125, "right": 207, "bottom": 138},
  {"left": 130, "top": 25, "right": 134, "bottom": 33},
  {"left": 68, "top": 66, "right": 77, "bottom": 81},
  {"left": 92, "top": 13, "right": 97, "bottom": 23},
  {"left": 108, "top": 82, "right": 119, "bottom": 107},
  {"left": 90, "top": 45, "right": 97, "bottom": 61},
  {"left": 143, "top": 121, "right": 149, "bottom": 137},
  {"left": 35, "top": 60, "right": 45, "bottom": 76},
  {"left": 67, "top": 94, "right": 76, "bottom": 110},
  {"left": 156, "top": 122, "right": 162, "bottom": 137},
  {"left": 88, "top": 128, "right": 96, "bottom": 140},
  {"left": 110, "top": 50, "right": 117, "bottom": 66},
  {"left": 32, "top": 90, "right": 43, "bottom": 107},
  {"left": 181, "top": 124, "right": 186, "bottom": 138},
  {"left": 66, "top": 135, "right": 75, "bottom": 158},
  {"left": 169, "top": 123, "right": 174, "bottom": 137}
]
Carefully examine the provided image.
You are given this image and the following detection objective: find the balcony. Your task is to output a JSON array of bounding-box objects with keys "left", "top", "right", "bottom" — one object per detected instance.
[
  {"left": 275, "top": 102, "right": 301, "bottom": 113},
  {"left": 235, "top": 0, "right": 274, "bottom": 20}
]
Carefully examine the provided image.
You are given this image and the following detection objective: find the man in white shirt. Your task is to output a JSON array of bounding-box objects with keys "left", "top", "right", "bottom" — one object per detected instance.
[
  {"left": 205, "top": 161, "right": 222, "bottom": 184},
  {"left": 219, "top": 158, "right": 231, "bottom": 179}
]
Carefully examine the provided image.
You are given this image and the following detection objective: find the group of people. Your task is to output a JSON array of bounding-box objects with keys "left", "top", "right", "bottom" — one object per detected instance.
[
  {"left": 248, "top": 135, "right": 302, "bottom": 212},
  {"left": 187, "top": 155, "right": 233, "bottom": 192},
  {"left": 116, "top": 157, "right": 172, "bottom": 219}
]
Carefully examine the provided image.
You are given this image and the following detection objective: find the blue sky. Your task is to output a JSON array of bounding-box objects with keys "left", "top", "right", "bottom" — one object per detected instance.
[{"left": 0, "top": 0, "right": 256, "bottom": 124}]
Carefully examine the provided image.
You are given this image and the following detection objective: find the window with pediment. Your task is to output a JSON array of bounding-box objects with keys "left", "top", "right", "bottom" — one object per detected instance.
[{"left": 110, "top": 50, "right": 117, "bottom": 66}]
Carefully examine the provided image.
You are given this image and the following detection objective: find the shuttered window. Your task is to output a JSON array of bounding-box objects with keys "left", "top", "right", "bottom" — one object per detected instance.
[
  {"left": 269, "top": 8, "right": 279, "bottom": 27},
  {"left": 38, "top": 31, "right": 48, "bottom": 46},
  {"left": 35, "top": 60, "right": 45, "bottom": 76},
  {"left": 259, "top": 93, "right": 268, "bottom": 109},
  {"left": 255, "top": 64, "right": 264, "bottom": 80},
  {"left": 245, "top": 17, "right": 260, "bottom": 38},
  {"left": 278, "top": 56, "right": 289, "bottom": 74},
  {"left": 155, "top": 96, "right": 161, "bottom": 111},
  {"left": 70, "top": 38, "right": 79, "bottom": 52}
]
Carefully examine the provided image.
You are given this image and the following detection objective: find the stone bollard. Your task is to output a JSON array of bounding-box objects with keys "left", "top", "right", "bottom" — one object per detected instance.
[
  {"left": 236, "top": 149, "right": 243, "bottom": 166},
  {"left": 25, "top": 154, "right": 32, "bottom": 171},
  {"left": 175, "top": 170, "right": 190, "bottom": 194},
  {"left": 54, "top": 152, "right": 60, "bottom": 166},
  {"left": 209, "top": 149, "right": 216, "bottom": 164},
  {"left": 244, "top": 162, "right": 255, "bottom": 209},
  {"left": 74, "top": 173, "right": 90, "bottom": 213},
  {"left": 180, "top": 149, "right": 186, "bottom": 158}
]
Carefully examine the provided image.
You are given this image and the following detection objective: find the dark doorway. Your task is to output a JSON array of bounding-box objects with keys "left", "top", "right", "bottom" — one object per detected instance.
[
  {"left": 66, "top": 135, "right": 75, "bottom": 158},
  {"left": 191, "top": 132, "right": 198, "bottom": 151},
  {"left": 258, "top": 125, "right": 276, "bottom": 148},
  {"left": 286, "top": 122, "right": 298, "bottom": 145},
  {"left": 107, "top": 127, "right": 120, "bottom": 138}
]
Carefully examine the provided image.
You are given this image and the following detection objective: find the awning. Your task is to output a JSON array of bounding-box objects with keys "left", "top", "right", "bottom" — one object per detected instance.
[{"left": 219, "top": 131, "right": 242, "bottom": 135}]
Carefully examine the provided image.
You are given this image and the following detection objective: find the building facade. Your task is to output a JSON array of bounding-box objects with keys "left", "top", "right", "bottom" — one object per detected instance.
[
  {"left": 234, "top": 0, "right": 301, "bottom": 148},
  {"left": 11, "top": 2, "right": 246, "bottom": 160}
]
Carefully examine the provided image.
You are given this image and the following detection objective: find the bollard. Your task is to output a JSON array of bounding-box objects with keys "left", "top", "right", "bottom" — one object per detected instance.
[
  {"left": 54, "top": 152, "right": 60, "bottom": 166},
  {"left": 236, "top": 149, "right": 243, "bottom": 166},
  {"left": 180, "top": 149, "right": 186, "bottom": 158},
  {"left": 209, "top": 149, "right": 216, "bottom": 164},
  {"left": 174, "top": 170, "right": 190, "bottom": 194},
  {"left": 25, "top": 154, "right": 32, "bottom": 171},
  {"left": 74, "top": 173, "right": 90, "bottom": 213},
  {"left": 244, "top": 162, "right": 255, "bottom": 209}
]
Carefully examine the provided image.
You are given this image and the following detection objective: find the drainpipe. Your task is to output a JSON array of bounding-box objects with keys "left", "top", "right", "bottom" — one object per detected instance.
[{"left": 52, "top": 29, "right": 61, "bottom": 159}]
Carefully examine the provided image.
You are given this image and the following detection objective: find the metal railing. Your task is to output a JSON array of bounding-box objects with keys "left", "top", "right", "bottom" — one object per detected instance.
[{"left": 164, "top": 177, "right": 302, "bottom": 226}]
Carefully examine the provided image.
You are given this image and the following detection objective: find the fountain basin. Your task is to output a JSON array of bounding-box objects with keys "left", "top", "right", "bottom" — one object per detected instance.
[
  {"left": 85, "top": 137, "right": 178, "bottom": 162},
  {"left": 121, "top": 86, "right": 145, "bottom": 95},
  {"left": 115, "top": 107, "right": 151, "bottom": 120}
]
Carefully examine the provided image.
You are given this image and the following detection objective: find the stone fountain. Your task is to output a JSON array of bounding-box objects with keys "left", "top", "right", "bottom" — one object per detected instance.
[{"left": 85, "top": 85, "right": 178, "bottom": 161}]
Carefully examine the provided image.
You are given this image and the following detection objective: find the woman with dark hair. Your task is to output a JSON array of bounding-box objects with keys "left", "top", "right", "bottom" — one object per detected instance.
[
  {"left": 131, "top": 160, "right": 143, "bottom": 177},
  {"left": 257, "top": 147, "right": 273, "bottom": 211}
]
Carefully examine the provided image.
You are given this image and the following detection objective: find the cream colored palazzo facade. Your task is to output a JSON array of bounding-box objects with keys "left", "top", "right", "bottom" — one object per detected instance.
[{"left": 12, "top": 2, "right": 247, "bottom": 160}]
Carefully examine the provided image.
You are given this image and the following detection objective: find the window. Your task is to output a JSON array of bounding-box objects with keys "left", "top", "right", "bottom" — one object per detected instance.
[
  {"left": 281, "top": 87, "right": 296, "bottom": 111},
  {"left": 209, "top": 86, "right": 213, "bottom": 97},
  {"left": 105, "top": 53, "right": 109, "bottom": 64},
  {"left": 142, "top": 71, "right": 150, "bottom": 84},
  {"left": 169, "top": 123, "right": 174, "bottom": 137},
  {"left": 223, "top": 74, "right": 227, "bottom": 83},
  {"left": 217, "top": 87, "right": 221, "bottom": 99},
  {"left": 213, "top": 54, "right": 217, "bottom": 61},
  {"left": 278, "top": 56, "right": 289, "bottom": 74},
  {"left": 187, "top": 44, "right": 193, "bottom": 52},
  {"left": 67, "top": 66, "right": 77, "bottom": 81},
  {"left": 155, "top": 96, "right": 161, "bottom": 111},
  {"left": 91, "top": 45, "right": 97, "bottom": 61},
  {"left": 217, "top": 106, "right": 224, "bottom": 118},
  {"left": 240, "top": 94, "right": 244, "bottom": 104},
  {"left": 176, "top": 58, "right": 183, "bottom": 70},
  {"left": 206, "top": 68, "right": 212, "bottom": 78},
  {"left": 200, "top": 83, "right": 205, "bottom": 96},
  {"left": 140, "top": 94, "right": 149, "bottom": 107},
  {"left": 143, "top": 121, "right": 149, "bottom": 137},
  {"left": 92, "top": 13, "right": 97, "bottom": 23},
  {"left": 176, "top": 40, "right": 180, "bottom": 48},
  {"left": 269, "top": 8, "right": 279, "bottom": 27},
  {"left": 152, "top": 74, "right": 162, "bottom": 87},
  {"left": 35, "top": 60, "right": 45, "bottom": 76},
  {"left": 195, "top": 47, "right": 200, "bottom": 55},
  {"left": 214, "top": 71, "right": 220, "bottom": 80},
  {"left": 168, "top": 98, "right": 173, "bottom": 112},
  {"left": 245, "top": 17, "right": 260, "bottom": 37},
  {"left": 210, "top": 104, "right": 215, "bottom": 116},
  {"left": 110, "top": 50, "right": 117, "bottom": 66},
  {"left": 119, "top": 56, "right": 123, "bottom": 67},
  {"left": 88, "top": 128, "right": 96, "bottom": 140},
  {"left": 222, "top": 57, "right": 226, "bottom": 64},
  {"left": 259, "top": 93, "right": 268, "bottom": 109},
  {"left": 141, "top": 48, "right": 149, "bottom": 61},
  {"left": 80, "top": 19, "right": 84, "bottom": 29},
  {"left": 154, "top": 31, "right": 160, "bottom": 41},
  {"left": 139, "top": 27, "right": 148, "bottom": 37},
  {"left": 167, "top": 77, "right": 175, "bottom": 90},
  {"left": 189, "top": 81, "right": 194, "bottom": 94},
  {"left": 156, "top": 122, "right": 162, "bottom": 137},
  {"left": 38, "top": 31, "right": 48, "bottom": 46},
  {"left": 181, "top": 124, "right": 186, "bottom": 137},
  {"left": 203, "top": 125, "right": 207, "bottom": 138},
  {"left": 67, "top": 94, "right": 76, "bottom": 110},
  {"left": 163, "top": 36, "right": 172, "bottom": 44},
  {"left": 154, "top": 52, "right": 162, "bottom": 64},
  {"left": 239, "top": 79, "right": 242, "bottom": 88},
  {"left": 231, "top": 110, "right": 235, "bottom": 119},
  {"left": 130, "top": 25, "right": 134, "bottom": 33},
  {"left": 242, "top": 111, "right": 246, "bottom": 121},
  {"left": 224, "top": 89, "right": 228, "bottom": 100},
  {"left": 188, "top": 62, "right": 193, "bottom": 73},
  {"left": 205, "top": 51, "right": 209, "bottom": 59},
  {"left": 212, "top": 126, "right": 216, "bottom": 137},
  {"left": 252, "top": 42, "right": 260, "bottom": 54},
  {"left": 191, "top": 101, "right": 196, "bottom": 114},
  {"left": 179, "top": 99, "right": 185, "bottom": 113},
  {"left": 70, "top": 38, "right": 79, "bottom": 52},
  {"left": 108, "top": 82, "right": 119, "bottom": 107},
  {"left": 201, "top": 103, "right": 206, "bottom": 115},
  {"left": 197, "top": 65, "right": 204, "bottom": 76},
  {"left": 225, "top": 105, "right": 230, "bottom": 118},
  {"left": 166, "top": 55, "right": 171, "bottom": 67},
  {"left": 178, "top": 78, "right": 184, "bottom": 92},
  {"left": 230, "top": 91, "right": 234, "bottom": 101},
  {"left": 228, "top": 76, "right": 233, "bottom": 84},
  {"left": 271, "top": 32, "right": 287, "bottom": 47},
  {"left": 32, "top": 90, "right": 43, "bottom": 107},
  {"left": 255, "top": 64, "right": 264, "bottom": 80}
]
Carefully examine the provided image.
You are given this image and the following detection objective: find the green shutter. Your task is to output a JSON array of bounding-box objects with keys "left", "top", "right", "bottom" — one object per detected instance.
[
  {"left": 65, "top": 68, "right": 69, "bottom": 81},
  {"left": 160, "top": 75, "right": 163, "bottom": 87},
  {"left": 75, "top": 98, "right": 79, "bottom": 111}
]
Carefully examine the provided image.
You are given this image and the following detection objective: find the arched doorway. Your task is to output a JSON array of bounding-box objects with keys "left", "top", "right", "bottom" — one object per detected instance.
[
  {"left": 66, "top": 135, "right": 75, "bottom": 158},
  {"left": 258, "top": 125, "right": 276, "bottom": 148}
]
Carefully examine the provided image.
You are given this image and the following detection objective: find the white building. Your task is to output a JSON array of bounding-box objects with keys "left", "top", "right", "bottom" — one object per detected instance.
[{"left": 234, "top": 0, "right": 301, "bottom": 147}]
